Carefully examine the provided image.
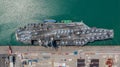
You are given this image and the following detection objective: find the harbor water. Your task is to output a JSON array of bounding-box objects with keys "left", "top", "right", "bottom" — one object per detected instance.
[{"left": 0, "top": 0, "right": 119, "bottom": 46}]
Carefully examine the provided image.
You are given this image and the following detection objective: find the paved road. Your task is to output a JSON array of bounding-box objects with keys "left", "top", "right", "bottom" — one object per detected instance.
[{"left": 0, "top": 46, "right": 120, "bottom": 53}]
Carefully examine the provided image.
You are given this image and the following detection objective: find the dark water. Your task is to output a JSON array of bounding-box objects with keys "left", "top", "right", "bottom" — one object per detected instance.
[{"left": 0, "top": 0, "right": 120, "bottom": 46}]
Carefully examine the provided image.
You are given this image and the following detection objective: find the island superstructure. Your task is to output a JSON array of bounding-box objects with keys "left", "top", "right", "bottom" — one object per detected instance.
[{"left": 15, "top": 20, "right": 114, "bottom": 47}]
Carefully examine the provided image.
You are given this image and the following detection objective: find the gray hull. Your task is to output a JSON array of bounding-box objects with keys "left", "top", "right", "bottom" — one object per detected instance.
[{"left": 15, "top": 21, "right": 114, "bottom": 47}]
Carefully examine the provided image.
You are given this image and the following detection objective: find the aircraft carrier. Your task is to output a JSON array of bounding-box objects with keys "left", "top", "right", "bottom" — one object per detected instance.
[{"left": 15, "top": 19, "right": 114, "bottom": 47}]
